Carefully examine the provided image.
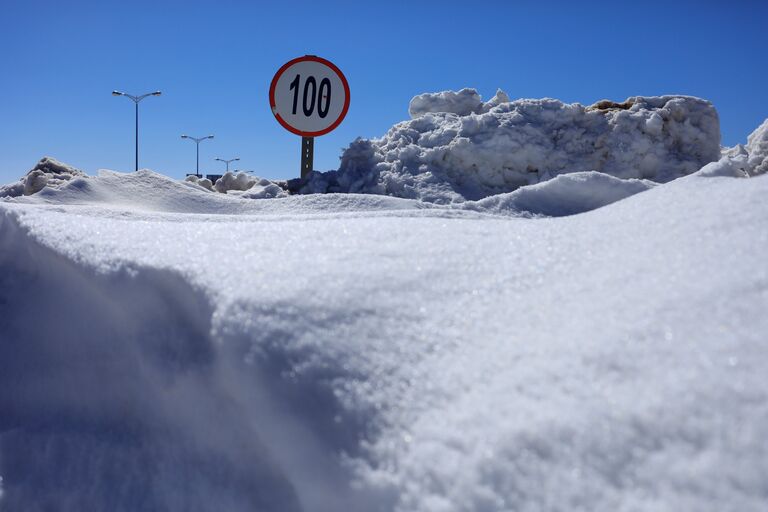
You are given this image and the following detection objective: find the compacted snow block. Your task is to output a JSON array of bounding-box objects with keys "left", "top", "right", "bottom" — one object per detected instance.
[
  {"left": 0, "top": 157, "right": 87, "bottom": 197},
  {"left": 301, "top": 90, "right": 721, "bottom": 202}
]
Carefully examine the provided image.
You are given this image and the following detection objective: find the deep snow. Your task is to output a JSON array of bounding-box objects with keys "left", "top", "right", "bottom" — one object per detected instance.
[{"left": 1, "top": 163, "right": 767, "bottom": 511}]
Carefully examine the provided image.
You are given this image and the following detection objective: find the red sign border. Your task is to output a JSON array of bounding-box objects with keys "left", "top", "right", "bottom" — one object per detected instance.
[{"left": 269, "top": 55, "right": 351, "bottom": 137}]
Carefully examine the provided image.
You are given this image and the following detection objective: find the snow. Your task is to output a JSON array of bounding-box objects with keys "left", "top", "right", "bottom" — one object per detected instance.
[
  {"left": 699, "top": 119, "right": 768, "bottom": 179},
  {"left": 465, "top": 171, "right": 657, "bottom": 217},
  {"left": 408, "top": 88, "right": 509, "bottom": 118},
  {"left": 299, "top": 92, "right": 721, "bottom": 203},
  {"left": 2, "top": 88, "right": 768, "bottom": 511},
  {"left": 746, "top": 118, "right": 768, "bottom": 175},
  {"left": 5, "top": 165, "right": 657, "bottom": 219},
  {"left": 1, "top": 161, "right": 767, "bottom": 511},
  {"left": 0, "top": 157, "right": 87, "bottom": 198}
]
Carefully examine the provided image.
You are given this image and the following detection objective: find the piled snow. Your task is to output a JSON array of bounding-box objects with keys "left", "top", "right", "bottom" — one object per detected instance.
[
  {"left": 184, "top": 173, "right": 215, "bottom": 191},
  {"left": 299, "top": 91, "right": 721, "bottom": 202},
  {"left": 1, "top": 163, "right": 287, "bottom": 202},
  {"left": 408, "top": 88, "right": 510, "bottom": 117},
  {"left": 1, "top": 164, "right": 768, "bottom": 511},
  {"left": 212, "top": 171, "right": 287, "bottom": 199},
  {"left": 0, "top": 157, "right": 87, "bottom": 198},
  {"left": 182, "top": 171, "right": 290, "bottom": 199},
  {"left": 698, "top": 118, "right": 768, "bottom": 178},
  {"left": 4, "top": 166, "right": 657, "bottom": 219},
  {"left": 746, "top": 118, "right": 768, "bottom": 175}
]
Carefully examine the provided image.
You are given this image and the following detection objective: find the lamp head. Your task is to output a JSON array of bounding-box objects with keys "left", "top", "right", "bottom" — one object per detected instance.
[
  {"left": 181, "top": 134, "right": 189, "bottom": 139},
  {"left": 112, "top": 90, "right": 124, "bottom": 96},
  {"left": 152, "top": 91, "right": 162, "bottom": 96}
]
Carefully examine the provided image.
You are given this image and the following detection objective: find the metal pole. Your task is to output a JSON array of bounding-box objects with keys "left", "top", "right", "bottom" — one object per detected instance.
[
  {"left": 113, "top": 90, "right": 160, "bottom": 172},
  {"left": 135, "top": 102, "right": 139, "bottom": 172},
  {"left": 196, "top": 142, "right": 200, "bottom": 177},
  {"left": 301, "top": 136, "right": 314, "bottom": 179}
]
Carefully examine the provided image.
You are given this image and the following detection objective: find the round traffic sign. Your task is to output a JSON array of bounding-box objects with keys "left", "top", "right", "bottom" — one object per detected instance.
[{"left": 269, "top": 55, "right": 350, "bottom": 137}]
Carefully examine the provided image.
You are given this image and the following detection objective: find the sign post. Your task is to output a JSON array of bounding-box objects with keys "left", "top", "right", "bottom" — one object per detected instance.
[
  {"left": 301, "top": 136, "right": 314, "bottom": 178},
  {"left": 269, "top": 55, "right": 350, "bottom": 180}
]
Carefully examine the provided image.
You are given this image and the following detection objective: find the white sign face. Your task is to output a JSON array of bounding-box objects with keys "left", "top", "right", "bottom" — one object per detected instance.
[{"left": 270, "top": 56, "right": 350, "bottom": 137}]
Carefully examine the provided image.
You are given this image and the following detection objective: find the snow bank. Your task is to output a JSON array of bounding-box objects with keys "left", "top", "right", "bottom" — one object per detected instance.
[
  {"left": 697, "top": 118, "right": 768, "bottom": 178},
  {"left": 299, "top": 91, "right": 721, "bottom": 202},
  {"left": 0, "top": 157, "right": 87, "bottom": 198},
  {"left": 746, "top": 118, "right": 768, "bottom": 175},
  {"left": 1, "top": 167, "right": 767, "bottom": 511}
]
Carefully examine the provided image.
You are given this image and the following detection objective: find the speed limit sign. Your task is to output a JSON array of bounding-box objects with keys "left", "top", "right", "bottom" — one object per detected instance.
[{"left": 270, "top": 55, "right": 350, "bottom": 179}]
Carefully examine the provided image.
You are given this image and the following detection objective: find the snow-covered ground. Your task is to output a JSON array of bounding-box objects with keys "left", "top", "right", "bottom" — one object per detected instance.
[{"left": 1, "top": 94, "right": 767, "bottom": 512}]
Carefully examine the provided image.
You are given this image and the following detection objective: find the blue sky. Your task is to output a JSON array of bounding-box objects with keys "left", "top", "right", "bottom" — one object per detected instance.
[{"left": 1, "top": 0, "right": 766, "bottom": 183}]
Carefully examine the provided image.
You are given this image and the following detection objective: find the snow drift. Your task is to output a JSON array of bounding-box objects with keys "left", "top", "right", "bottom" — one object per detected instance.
[
  {"left": 1, "top": 163, "right": 768, "bottom": 511},
  {"left": 297, "top": 91, "right": 722, "bottom": 202}
]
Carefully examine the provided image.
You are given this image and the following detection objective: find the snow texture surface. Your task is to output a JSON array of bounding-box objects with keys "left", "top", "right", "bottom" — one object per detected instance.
[
  {"left": 1, "top": 161, "right": 767, "bottom": 511},
  {"left": 300, "top": 91, "right": 721, "bottom": 203}
]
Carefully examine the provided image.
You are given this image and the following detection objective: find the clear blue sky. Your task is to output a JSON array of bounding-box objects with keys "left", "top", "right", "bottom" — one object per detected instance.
[{"left": 1, "top": 0, "right": 766, "bottom": 183}]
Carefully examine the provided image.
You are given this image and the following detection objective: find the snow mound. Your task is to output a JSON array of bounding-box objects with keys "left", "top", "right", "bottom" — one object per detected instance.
[
  {"left": 212, "top": 171, "right": 287, "bottom": 199},
  {"left": 746, "top": 117, "right": 768, "bottom": 175},
  {"left": 464, "top": 171, "right": 657, "bottom": 217},
  {"left": 184, "top": 173, "right": 215, "bottom": 191},
  {"left": 699, "top": 117, "right": 768, "bottom": 178},
  {"left": 0, "top": 157, "right": 87, "bottom": 198},
  {"left": 300, "top": 92, "right": 720, "bottom": 203}
]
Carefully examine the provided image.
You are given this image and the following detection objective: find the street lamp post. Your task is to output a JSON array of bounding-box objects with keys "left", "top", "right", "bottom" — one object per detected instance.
[
  {"left": 215, "top": 157, "right": 240, "bottom": 173},
  {"left": 181, "top": 135, "right": 214, "bottom": 177},
  {"left": 112, "top": 90, "right": 162, "bottom": 172}
]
